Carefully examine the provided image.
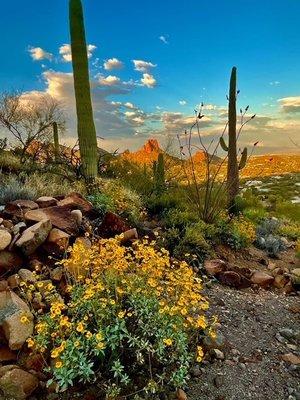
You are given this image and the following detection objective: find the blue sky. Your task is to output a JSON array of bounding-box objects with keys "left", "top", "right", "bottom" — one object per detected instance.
[{"left": 0, "top": 0, "right": 300, "bottom": 153}]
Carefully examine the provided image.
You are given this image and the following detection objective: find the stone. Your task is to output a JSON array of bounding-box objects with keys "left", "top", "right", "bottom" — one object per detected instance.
[
  {"left": 273, "top": 274, "right": 289, "bottom": 289},
  {"left": 25, "top": 353, "right": 44, "bottom": 372},
  {"left": 279, "top": 328, "right": 296, "bottom": 341},
  {"left": 0, "top": 250, "right": 23, "bottom": 276},
  {"left": 218, "top": 270, "right": 251, "bottom": 289},
  {"left": 75, "top": 236, "right": 92, "bottom": 248},
  {"left": 0, "top": 229, "right": 12, "bottom": 251},
  {"left": 0, "top": 291, "right": 34, "bottom": 350},
  {"left": 0, "top": 366, "right": 39, "bottom": 399},
  {"left": 204, "top": 259, "right": 227, "bottom": 276},
  {"left": 97, "top": 212, "right": 129, "bottom": 238},
  {"left": 203, "top": 331, "right": 226, "bottom": 351},
  {"left": 177, "top": 388, "right": 187, "bottom": 400},
  {"left": 190, "top": 364, "right": 201, "bottom": 377},
  {"left": 1, "top": 219, "right": 14, "bottom": 230},
  {"left": 251, "top": 271, "right": 274, "bottom": 287},
  {"left": 58, "top": 192, "right": 94, "bottom": 216},
  {"left": 50, "top": 266, "right": 64, "bottom": 282},
  {"left": 291, "top": 268, "right": 300, "bottom": 286},
  {"left": 18, "top": 269, "right": 36, "bottom": 283},
  {"left": 15, "top": 219, "right": 52, "bottom": 256},
  {"left": 214, "top": 375, "right": 224, "bottom": 388},
  {"left": 281, "top": 353, "right": 300, "bottom": 365},
  {"left": 0, "top": 345, "right": 17, "bottom": 362},
  {"left": 4, "top": 200, "right": 39, "bottom": 218},
  {"left": 211, "top": 348, "right": 225, "bottom": 360},
  {"left": 71, "top": 209, "right": 83, "bottom": 226},
  {"left": 25, "top": 206, "right": 79, "bottom": 235},
  {"left": 36, "top": 196, "right": 58, "bottom": 208},
  {"left": 120, "top": 228, "right": 139, "bottom": 243},
  {"left": 12, "top": 222, "right": 27, "bottom": 235},
  {"left": 0, "top": 280, "right": 8, "bottom": 291},
  {"left": 43, "top": 228, "right": 70, "bottom": 256}
]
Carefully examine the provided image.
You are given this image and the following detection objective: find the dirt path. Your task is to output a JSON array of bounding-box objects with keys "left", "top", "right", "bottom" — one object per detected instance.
[{"left": 188, "top": 284, "right": 300, "bottom": 400}]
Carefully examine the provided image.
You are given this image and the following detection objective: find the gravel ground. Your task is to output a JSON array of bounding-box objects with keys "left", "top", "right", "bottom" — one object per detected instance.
[{"left": 188, "top": 284, "right": 300, "bottom": 400}]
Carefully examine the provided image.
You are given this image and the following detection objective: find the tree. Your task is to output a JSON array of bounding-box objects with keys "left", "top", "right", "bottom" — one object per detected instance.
[
  {"left": 69, "top": 0, "right": 98, "bottom": 181},
  {"left": 0, "top": 92, "right": 65, "bottom": 163}
]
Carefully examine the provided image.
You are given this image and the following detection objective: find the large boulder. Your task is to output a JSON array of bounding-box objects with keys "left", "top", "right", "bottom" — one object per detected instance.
[
  {"left": 0, "top": 365, "right": 39, "bottom": 399},
  {"left": 0, "top": 291, "right": 34, "bottom": 350},
  {"left": 251, "top": 271, "right": 274, "bottom": 287},
  {"left": 218, "top": 270, "right": 251, "bottom": 289},
  {"left": 0, "top": 251, "right": 23, "bottom": 277},
  {"left": 204, "top": 259, "right": 227, "bottom": 276},
  {"left": 15, "top": 219, "right": 52, "bottom": 256},
  {"left": 58, "top": 192, "right": 97, "bottom": 218},
  {"left": 43, "top": 228, "right": 70, "bottom": 256},
  {"left": 4, "top": 200, "right": 39, "bottom": 219},
  {"left": 0, "top": 229, "right": 12, "bottom": 251},
  {"left": 97, "top": 212, "right": 129, "bottom": 238},
  {"left": 25, "top": 206, "right": 79, "bottom": 235},
  {"left": 35, "top": 196, "right": 58, "bottom": 208}
]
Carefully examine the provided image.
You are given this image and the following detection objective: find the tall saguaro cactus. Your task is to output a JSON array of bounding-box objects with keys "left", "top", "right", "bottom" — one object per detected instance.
[
  {"left": 153, "top": 153, "right": 166, "bottom": 193},
  {"left": 52, "top": 122, "right": 59, "bottom": 161},
  {"left": 69, "top": 0, "right": 98, "bottom": 180},
  {"left": 227, "top": 66, "right": 239, "bottom": 211}
]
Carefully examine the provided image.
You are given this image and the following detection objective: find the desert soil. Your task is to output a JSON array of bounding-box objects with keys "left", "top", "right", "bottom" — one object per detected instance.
[{"left": 188, "top": 284, "right": 300, "bottom": 400}]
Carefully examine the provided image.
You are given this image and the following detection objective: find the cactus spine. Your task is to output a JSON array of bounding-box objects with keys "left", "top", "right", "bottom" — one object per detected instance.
[
  {"left": 52, "top": 122, "right": 59, "bottom": 161},
  {"left": 69, "top": 0, "right": 98, "bottom": 181},
  {"left": 153, "top": 153, "right": 166, "bottom": 192}
]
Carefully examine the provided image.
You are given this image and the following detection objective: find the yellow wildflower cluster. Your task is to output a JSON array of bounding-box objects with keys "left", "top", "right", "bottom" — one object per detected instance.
[{"left": 232, "top": 216, "right": 256, "bottom": 247}]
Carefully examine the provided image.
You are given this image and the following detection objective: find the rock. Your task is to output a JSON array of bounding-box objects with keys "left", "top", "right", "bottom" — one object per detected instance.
[
  {"left": 71, "top": 209, "right": 83, "bottom": 226},
  {"left": 75, "top": 236, "right": 92, "bottom": 248},
  {"left": 0, "top": 290, "right": 34, "bottom": 350},
  {"left": 25, "top": 353, "right": 45, "bottom": 372},
  {"left": 251, "top": 271, "right": 274, "bottom": 287},
  {"left": 58, "top": 192, "right": 95, "bottom": 217},
  {"left": 50, "top": 266, "right": 64, "bottom": 282},
  {"left": 203, "top": 331, "right": 225, "bottom": 351},
  {"left": 291, "top": 268, "right": 300, "bottom": 286},
  {"left": 218, "top": 270, "right": 251, "bottom": 289},
  {"left": 279, "top": 328, "right": 296, "bottom": 341},
  {"left": 120, "top": 228, "right": 139, "bottom": 243},
  {"left": 0, "top": 250, "right": 23, "bottom": 276},
  {"left": 214, "top": 375, "right": 224, "bottom": 388},
  {"left": 204, "top": 259, "right": 227, "bottom": 276},
  {"left": 36, "top": 196, "right": 58, "bottom": 208},
  {"left": 97, "top": 212, "right": 129, "bottom": 238},
  {"left": 273, "top": 274, "right": 289, "bottom": 289},
  {"left": 1, "top": 219, "right": 14, "bottom": 230},
  {"left": 4, "top": 200, "right": 39, "bottom": 218},
  {"left": 281, "top": 353, "right": 300, "bottom": 365},
  {"left": 211, "top": 348, "right": 225, "bottom": 360},
  {"left": 12, "top": 222, "right": 27, "bottom": 236},
  {"left": 0, "top": 229, "right": 12, "bottom": 251},
  {"left": 43, "top": 228, "right": 70, "bottom": 256},
  {"left": 0, "top": 346, "right": 17, "bottom": 362},
  {"left": 177, "top": 388, "right": 187, "bottom": 400},
  {"left": 190, "top": 364, "right": 201, "bottom": 378},
  {"left": 16, "top": 219, "right": 52, "bottom": 256},
  {"left": 0, "top": 280, "right": 8, "bottom": 291},
  {"left": 25, "top": 206, "right": 79, "bottom": 235},
  {"left": 18, "top": 269, "right": 36, "bottom": 283},
  {"left": 0, "top": 366, "right": 39, "bottom": 399}
]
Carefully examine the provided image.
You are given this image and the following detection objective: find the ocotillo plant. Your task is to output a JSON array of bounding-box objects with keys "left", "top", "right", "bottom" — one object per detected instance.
[
  {"left": 153, "top": 153, "right": 166, "bottom": 192},
  {"left": 52, "top": 122, "right": 59, "bottom": 161},
  {"left": 69, "top": 0, "right": 98, "bottom": 181}
]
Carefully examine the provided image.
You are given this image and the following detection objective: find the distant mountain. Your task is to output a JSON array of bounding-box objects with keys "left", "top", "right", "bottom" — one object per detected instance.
[{"left": 121, "top": 139, "right": 163, "bottom": 164}]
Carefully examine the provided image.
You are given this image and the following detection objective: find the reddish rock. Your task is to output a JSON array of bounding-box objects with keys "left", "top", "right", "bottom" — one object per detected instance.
[
  {"left": 0, "top": 229, "right": 12, "bottom": 251},
  {"left": 43, "top": 228, "right": 70, "bottom": 256},
  {"left": 0, "top": 250, "right": 23, "bottom": 277},
  {"left": 25, "top": 206, "right": 79, "bottom": 235},
  {"left": 177, "top": 389, "right": 188, "bottom": 400},
  {"left": 204, "top": 259, "right": 227, "bottom": 276},
  {"left": 58, "top": 192, "right": 95, "bottom": 217},
  {"left": 0, "top": 346, "right": 17, "bottom": 362},
  {"left": 218, "top": 270, "right": 251, "bottom": 289},
  {"left": 97, "top": 212, "right": 129, "bottom": 238},
  {"left": 4, "top": 200, "right": 39, "bottom": 218},
  {"left": 273, "top": 274, "right": 289, "bottom": 289},
  {"left": 36, "top": 196, "right": 58, "bottom": 208},
  {"left": 120, "top": 228, "right": 139, "bottom": 243},
  {"left": 281, "top": 353, "right": 300, "bottom": 365},
  {"left": 0, "top": 280, "right": 8, "bottom": 291},
  {"left": 25, "top": 353, "right": 45, "bottom": 372},
  {"left": 75, "top": 237, "right": 92, "bottom": 248},
  {"left": 71, "top": 209, "right": 83, "bottom": 226},
  {"left": 15, "top": 219, "right": 52, "bottom": 256},
  {"left": 251, "top": 271, "right": 274, "bottom": 287},
  {"left": 0, "top": 366, "right": 39, "bottom": 399}
]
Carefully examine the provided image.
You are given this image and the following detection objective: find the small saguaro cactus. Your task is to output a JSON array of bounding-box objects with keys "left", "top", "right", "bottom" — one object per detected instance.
[
  {"left": 153, "top": 153, "right": 166, "bottom": 192},
  {"left": 52, "top": 122, "right": 59, "bottom": 160},
  {"left": 69, "top": 0, "right": 98, "bottom": 181}
]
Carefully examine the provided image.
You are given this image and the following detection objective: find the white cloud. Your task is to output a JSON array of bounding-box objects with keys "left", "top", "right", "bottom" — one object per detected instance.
[
  {"left": 99, "top": 75, "right": 121, "bottom": 86},
  {"left": 59, "top": 44, "right": 97, "bottom": 62},
  {"left": 103, "top": 58, "right": 124, "bottom": 70},
  {"left": 132, "top": 59, "right": 157, "bottom": 72},
  {"left": 159, "top": 35, "right": 169, "bottom": 44},
  {"left": 269, "top": 81, "right": 280, "bottom": 86},
  {"left": 29, "top": 47, "right": 53, "bottom": 61},
  {"left": 278, "top": 96, "right": 300, "bottom": 113},
  {"left": 179, "top": 100, "right": 187, "bottom": 106},
  {"left": 141, "top": 73, "right": 157, "bottom": 88}
]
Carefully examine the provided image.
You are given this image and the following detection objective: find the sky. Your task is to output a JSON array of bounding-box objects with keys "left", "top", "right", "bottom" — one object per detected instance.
[{"left": 0, "top": 0, "right": 300, "bottom": 154}]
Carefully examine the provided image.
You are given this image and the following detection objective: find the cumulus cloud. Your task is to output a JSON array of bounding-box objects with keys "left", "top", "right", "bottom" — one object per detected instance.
[
  {"left": 59, "top": 44, "right": 97, "bottom": 62},
  {"left": 99, "top": 75, "right": 121, "bottom": 86},
  {"left": 179, "top": 100, "right": 187, "bottom": 106},
  {"left": 132, "top": 59, "right": 157, "bottom": 72},
  {"left": 278, "top": 96, "right": 300, "bottom": 113},
  {"left": 141, "top": 73, "right": 156, "bottom": 88},
  {"left": 269, "top": 81, "right": 280, "bottom": 86},
  {"left": 103, "top": 58, "right": 124, "bottom": 70},
  {"left": 29, "top": 47, "right": 53, "bottom": 61},
  {"left": 159, "top": 35, "right": 169, "bottom": 44}
]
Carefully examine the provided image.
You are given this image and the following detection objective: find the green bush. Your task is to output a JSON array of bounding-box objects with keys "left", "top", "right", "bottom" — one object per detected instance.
[
  {"left": 87, "top": 192, "right": 114, "bottom": 217},
  {"left": 0, "top": 176, "right": 37, "bottom": 204},
  {"left": 146, "top": 188, "right": 186, "bottom": 217},
  {"left": 163, "top": 208, "right": 198, "bottom": 230}
]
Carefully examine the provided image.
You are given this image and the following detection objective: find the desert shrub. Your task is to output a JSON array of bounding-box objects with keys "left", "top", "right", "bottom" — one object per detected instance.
[
  {"left": 296, "top": 239, "right": 300, "bottom": 259},
  {"left": 274, "top": 200, "right": 300, "bottom": 223},
  {"left": 163, "top": 209, "right": 198, "bottom": 230},
  {"left": 96, "top": 178, "right": 142, "bottom": 225},
  {"left": 173, "top": 224, "right": 212, "bottom": 264},
  {"left": 242, "top": 207, "right": 268, "bottom": 224},
  {"left": 218, "top": 216, "right": 256, "bottom": 250},
  {"left": 146, "top": 188, "right": 187, "bottom": 217},
  {"left": 28, "top": 238, "right": 215, "bottom": 397},
  {"left": 87, "top": 192, "right": 114, "bottom": 217},
  {"left": 256, "top": 218, "right": 287, "bottom": 257},
  {"left": 0, "top": 150, "right": 22, "bottom": 173},
  {"left": 0, "top": 175, "right": 37, "bottom": 204},
  {"left": 278, "top": 220, "right": 300, "bottom": 241}
]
